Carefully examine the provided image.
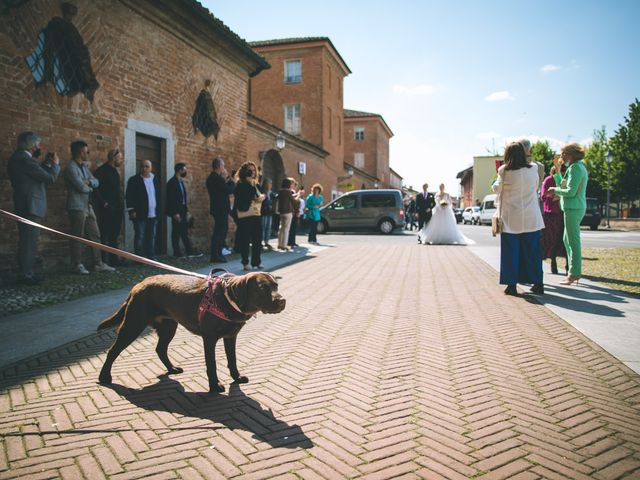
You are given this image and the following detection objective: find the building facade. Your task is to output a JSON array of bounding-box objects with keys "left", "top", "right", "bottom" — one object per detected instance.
[
  {"left": 248, "top": 37, "right": 351, "bottom": 199},
  {"left": 343, "top": 109, "right": 394, "bottom": 189},
  {"left": 456, "top": 156, "right": 501, "bottom": 207},
  {"left": 0, "top": 0, "right": 267, "bottom": 277}
]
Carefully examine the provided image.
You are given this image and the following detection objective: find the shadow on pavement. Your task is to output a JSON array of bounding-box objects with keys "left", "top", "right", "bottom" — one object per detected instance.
[
  {"left": 104, "top": 377, "right": 313, "bottom": 449},
  {"left": 522, "top": 284, "right": 627, "bottom": 317}
]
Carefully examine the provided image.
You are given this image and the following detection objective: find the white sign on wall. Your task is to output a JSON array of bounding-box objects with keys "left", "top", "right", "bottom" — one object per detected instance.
[{"left": 298, "top": 161, "right": 306, "bottom": 175}]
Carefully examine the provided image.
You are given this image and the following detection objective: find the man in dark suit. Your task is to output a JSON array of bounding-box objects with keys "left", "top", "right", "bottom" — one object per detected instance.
[
  {"left": 125, "top": 160, "right": 160, "bottom": 259},
  {"left": 7, "top": 132, "right": 60, "bottom": 284},
  {"left": 206, "top": 156, "right": 235, "bottom": 263},
  {"left": 94, "top": 148, "right": 124, "bottom": 266},
  {"left": 166, "top": 162, "right": 200, "bottom": 258},
  {"left": 415, "top": 182, "right": 436, "bottom": 243}
]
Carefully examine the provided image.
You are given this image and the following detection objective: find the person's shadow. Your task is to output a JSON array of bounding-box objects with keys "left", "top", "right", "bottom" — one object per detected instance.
[{"left": 105, "top": 377, "right": 313, "bottom": 449}]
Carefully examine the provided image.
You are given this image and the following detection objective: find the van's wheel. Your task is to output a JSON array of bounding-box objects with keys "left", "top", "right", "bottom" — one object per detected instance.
[
  {"left": 378, "top": 218, "right": 395, "bottom": 234},
  {"left": 317, "top": 219, "right": 328, "bottom": 234}
]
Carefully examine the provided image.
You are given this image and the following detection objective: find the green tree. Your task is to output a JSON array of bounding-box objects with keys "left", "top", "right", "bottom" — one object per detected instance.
[
  {"left": 583, "top": 127, "right": 612, "bottom": 204},
  {"left": 531, "top": 140, "right": 556, "bottom": 176},
  {"left": 609, "top": 98, "right": 640, "bottom": 203}
]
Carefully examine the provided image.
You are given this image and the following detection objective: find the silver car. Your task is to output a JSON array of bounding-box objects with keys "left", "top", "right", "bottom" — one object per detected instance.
[{"left": 317, "top": 189, "right": 405, "bottom": 234}]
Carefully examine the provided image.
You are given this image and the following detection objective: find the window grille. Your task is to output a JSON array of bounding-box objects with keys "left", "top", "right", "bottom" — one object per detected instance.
[
  {"left": 192, "top": 88, "right": 220, "bottom": 139},
  {"left": 24, "top": 3, "right": 99, "bottom": 101},
  {"left": 354, "top": 127, "right": 365, "bottom": 141}
]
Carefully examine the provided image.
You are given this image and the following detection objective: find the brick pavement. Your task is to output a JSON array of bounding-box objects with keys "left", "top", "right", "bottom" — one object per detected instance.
[{"left": 1, "top": 237, "right": 639, "bottom": 479}]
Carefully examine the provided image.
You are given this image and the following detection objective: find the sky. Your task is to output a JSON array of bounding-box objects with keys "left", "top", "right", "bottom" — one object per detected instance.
[{"left": 206, "top": 0, "right": 640, "bottom": 193}]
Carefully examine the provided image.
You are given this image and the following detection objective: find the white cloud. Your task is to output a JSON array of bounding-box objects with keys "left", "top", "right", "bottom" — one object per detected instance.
[
  {"left": 540, "top": 64, "right": 561, "bottom": 73},
  {"left": 484, "top": 91, "right": 515, "bottom": 102},
  {"left": 475, "top": 131, "right": 501, "bottom": 140},
  {"left": 393, "top": 84, "right": 436, "bottom": 96}
]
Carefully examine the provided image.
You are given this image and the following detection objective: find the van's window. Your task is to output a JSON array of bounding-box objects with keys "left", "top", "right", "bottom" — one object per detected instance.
[
  {"left": 333, "top": 196, "right": 357, "bottom": 210},
  {"left": 483, "top": 201, "right": 495, "bottom": 210},
  {"left": 586, "top": 198, "right": 598, "bottom": 210},
  {"left": 362, "top": 194, "right": 395, "bottom": 208}
]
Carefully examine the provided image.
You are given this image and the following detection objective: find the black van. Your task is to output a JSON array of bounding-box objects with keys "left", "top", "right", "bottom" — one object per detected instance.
[
  {"left": 317, "top": 189, "right": 405, "bottom": 234},
  {"left": 581, "top": 197, "right": 602, "bottom": 230}
]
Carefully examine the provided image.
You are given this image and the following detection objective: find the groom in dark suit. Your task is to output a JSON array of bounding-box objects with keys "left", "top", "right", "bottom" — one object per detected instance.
[{"left": 415, "top": 182, "right": 435, "bottom": 244}]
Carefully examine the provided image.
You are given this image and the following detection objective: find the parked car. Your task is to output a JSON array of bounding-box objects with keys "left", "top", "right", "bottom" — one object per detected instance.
[
  {"left": 453, "top": 208, "right": 464, "bottom": 223},
  {"left": 317, "top": 189, "right": 405, "bottom": 234},
  {"left": 479, "top": 194, "right": 497, "bottom": 225},
  {"left": 462, "top": 206, "right": 481, "bottom": 224},
  {"left": 581, "top": 197, "right": 602, "bottom": 230}
]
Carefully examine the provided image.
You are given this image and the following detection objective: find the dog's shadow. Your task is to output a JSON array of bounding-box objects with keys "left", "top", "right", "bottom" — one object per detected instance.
[{"left": 105, "top": 377, "right": 312, "bottom": 449}]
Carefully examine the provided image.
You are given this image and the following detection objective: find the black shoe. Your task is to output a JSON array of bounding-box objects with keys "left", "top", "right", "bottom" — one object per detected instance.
[
  {"left": 188, "top": 251, "right": 203, "bottom": 258},
  {"left": 504, "top": 285, "right": 518, "bottom": 296},
  {"left": 530, "top": 284, "right": 544, "bottom": 295}
]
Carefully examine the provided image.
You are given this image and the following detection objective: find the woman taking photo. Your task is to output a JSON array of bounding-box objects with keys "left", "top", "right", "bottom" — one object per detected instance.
[
  {"left": 305, "top": 183, "right": 323, "bottom": 245},
  {"left": 492, "top": 142, "right": 545, "bottom": 296},
  {"left": 548, "top": 143, "right": 589, "bottom": 285},
  {"left": 234, "top": 162, "right": 264, "bottom": 270}
]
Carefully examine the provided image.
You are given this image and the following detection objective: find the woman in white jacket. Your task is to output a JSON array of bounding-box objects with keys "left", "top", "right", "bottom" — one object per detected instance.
[{"left": 492, "top": 142, "right": 545, "bottom": 296}]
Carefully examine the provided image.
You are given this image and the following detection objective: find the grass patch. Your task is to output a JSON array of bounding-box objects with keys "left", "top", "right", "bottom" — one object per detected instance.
[
  {"left": 0, "top": 255, "right": 213, "bottom": 318},
  {"left": 582, "top": 247, "right": 640, "bottom": 297}
]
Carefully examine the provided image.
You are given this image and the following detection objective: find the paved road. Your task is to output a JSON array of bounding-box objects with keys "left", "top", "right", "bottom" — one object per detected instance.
[
  {"left": 454, "top": 223, "right": 640, "bottom": 249},
  {"left": 1, "top": 234, "right": 639, "bottom": 479}
]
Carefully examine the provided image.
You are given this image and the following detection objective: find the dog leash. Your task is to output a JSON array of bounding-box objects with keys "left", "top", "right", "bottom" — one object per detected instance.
[{"left": 0, "top": 209, "right": 207, "bottom": 279}]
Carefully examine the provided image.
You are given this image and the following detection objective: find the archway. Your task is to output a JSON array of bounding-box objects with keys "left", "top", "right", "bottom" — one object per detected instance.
[{"left": 261, "top": 149, "right": 285, "bottom": 189}]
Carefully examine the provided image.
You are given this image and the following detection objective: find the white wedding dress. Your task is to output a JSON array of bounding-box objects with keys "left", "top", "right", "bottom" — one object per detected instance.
[{"left": 419, "top": 193, "right": 475, "bottom": 245}]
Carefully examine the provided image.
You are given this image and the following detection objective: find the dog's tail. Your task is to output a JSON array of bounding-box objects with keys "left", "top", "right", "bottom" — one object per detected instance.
[{"left": 97, "top": 296, "right": 129, "bottom": 331}]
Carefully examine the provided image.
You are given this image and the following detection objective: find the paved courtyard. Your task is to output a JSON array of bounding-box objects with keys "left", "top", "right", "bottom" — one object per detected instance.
[{"left": 1, "top": 235, "right": 639, "bottom": 479}]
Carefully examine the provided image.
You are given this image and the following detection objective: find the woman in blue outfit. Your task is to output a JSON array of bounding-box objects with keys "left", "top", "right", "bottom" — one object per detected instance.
[
  {"left": 492, "top": 142, "right": 545, "bottom": 296},
  {"left": 305, "top": 183, "right": 323, "bottom": 245}
]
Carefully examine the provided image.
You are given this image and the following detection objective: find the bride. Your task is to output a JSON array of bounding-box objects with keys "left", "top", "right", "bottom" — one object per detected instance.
[{"left": 419, "top": 184, "right": 474, "bottom": 245}]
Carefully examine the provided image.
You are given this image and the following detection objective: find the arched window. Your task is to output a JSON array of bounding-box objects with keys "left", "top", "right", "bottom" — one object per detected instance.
[{"left": 24, "top": 3, "right": 99, "bottom": 101}]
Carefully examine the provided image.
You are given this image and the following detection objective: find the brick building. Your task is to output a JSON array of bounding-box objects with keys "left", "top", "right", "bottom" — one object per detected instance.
[
  {"left": 456, "top": 156, "right": 501, "bottom": 207},
  {"left": 247, "top": 37, "right": 353, "bottom": 199},
  {"left": 343, "top": 109, "right": 394, "bottom": 190},
  {"left": 0, "top": 0, "right": 268, "bottom": 278}
]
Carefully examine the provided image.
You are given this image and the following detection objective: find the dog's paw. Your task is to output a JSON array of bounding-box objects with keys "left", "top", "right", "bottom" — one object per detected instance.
[
  {"left": 232, "top": 376, "right": 249, "bottom": 384},
  {"left": 98, "top": 373, "right": 112, "bottom": 385},
  {"left": 167, "top": 367, "right": 184, "bottom": 375},
  {"left": 209, "top": 382, "right": 225, "bottom": 393}
]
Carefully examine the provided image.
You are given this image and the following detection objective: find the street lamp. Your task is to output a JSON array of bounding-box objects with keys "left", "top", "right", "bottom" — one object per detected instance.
[
  {"left": 338, "top": 167, "right": 354, "bottom": 182},
  {"left": 605, "top": 151, "right": 613, "bottom": 229},
  {"left": 275, "top": 131, "right": 286, "bottom": 151}
]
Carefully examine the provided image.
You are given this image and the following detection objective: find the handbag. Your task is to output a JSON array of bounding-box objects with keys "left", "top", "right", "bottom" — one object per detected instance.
[{"left": 491, "top": 172, "right": 505, "bottom": 237}]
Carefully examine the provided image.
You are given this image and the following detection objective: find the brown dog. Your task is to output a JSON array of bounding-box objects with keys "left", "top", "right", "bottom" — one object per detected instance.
[{"left": 97, "top": 271, "right": 285, "bottom": 393}]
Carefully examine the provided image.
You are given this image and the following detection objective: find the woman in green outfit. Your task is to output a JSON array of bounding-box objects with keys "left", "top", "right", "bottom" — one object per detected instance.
[{"left": 549, "top": 143, "right": 588, "bottom": 285}]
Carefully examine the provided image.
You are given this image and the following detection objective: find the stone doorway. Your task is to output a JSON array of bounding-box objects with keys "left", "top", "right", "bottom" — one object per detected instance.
[{"left": 261, "top": 149, "right": 285, "bottom": 189}]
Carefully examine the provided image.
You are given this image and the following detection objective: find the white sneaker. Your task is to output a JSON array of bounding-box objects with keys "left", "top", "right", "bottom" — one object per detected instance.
[
  {"left": 95, "top": 263, "right": 116, "bottom": 272},
  {"left": 76, "top": 264, "right": 90, "bottom": 275},
  {"left": 222, "top": 248, "right": 232, "bottom": 255}
]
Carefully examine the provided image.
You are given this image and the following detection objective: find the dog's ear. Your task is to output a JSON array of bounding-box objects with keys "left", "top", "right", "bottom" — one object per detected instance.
[{"left": 226, "top": 275, "right": 249, "bottom": 311}]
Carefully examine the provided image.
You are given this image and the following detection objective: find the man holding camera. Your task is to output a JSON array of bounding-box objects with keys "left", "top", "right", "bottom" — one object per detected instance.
[{"left": 7, "top": 132, "right": 60, "bottom": 284}]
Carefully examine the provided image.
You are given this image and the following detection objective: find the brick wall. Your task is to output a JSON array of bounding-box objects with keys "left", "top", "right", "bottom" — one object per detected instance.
[
  {"left": 250, "top": 40, "right": 348, "bottom": 196},
  {"left": 0, "top": 0, "right": 255, "bottom": 278},
  {"left": 344, "top": 116, "right": 393, "bottom": 187}
]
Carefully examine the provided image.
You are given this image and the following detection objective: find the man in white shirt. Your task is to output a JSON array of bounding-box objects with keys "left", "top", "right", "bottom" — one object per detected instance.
[{"left": 125, "top": 160, "right": 160, "bottom": 259}]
